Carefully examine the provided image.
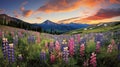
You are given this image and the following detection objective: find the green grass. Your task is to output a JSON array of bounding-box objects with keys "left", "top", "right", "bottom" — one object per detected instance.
[{"left": 67, "top": 24, "right": 120, "bottom": 34}]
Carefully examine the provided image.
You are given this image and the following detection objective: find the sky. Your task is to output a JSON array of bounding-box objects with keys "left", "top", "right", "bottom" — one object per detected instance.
[{"left": 0, "top": 0, "right": 120, "bottom": 24}]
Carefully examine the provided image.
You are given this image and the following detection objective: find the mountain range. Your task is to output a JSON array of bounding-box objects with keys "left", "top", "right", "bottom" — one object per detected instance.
[
  {"left": 33, "top": 20, "right": 89, "bottom": 34},
  {"left": 0, "top": 14, "right": 90, "bottom": 34}
]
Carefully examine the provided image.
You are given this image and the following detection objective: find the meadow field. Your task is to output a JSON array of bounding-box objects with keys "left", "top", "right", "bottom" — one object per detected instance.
[{"left": 0, "top": 25, "right": 120, "bottom": 67}]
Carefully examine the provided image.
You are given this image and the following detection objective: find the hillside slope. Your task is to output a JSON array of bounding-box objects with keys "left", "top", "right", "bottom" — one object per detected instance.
[{"left": 67, "top": 21, "right": 120, "bottom": 34}]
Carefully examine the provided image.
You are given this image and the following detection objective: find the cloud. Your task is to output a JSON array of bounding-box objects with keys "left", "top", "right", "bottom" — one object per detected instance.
[
  {"left": 36, "top": 0, "right": 120, "bottom": 13},
  {"left": 72, "top": 8, "right": 120, "bottom": 24},
  {"left": 20, "top": 7, "right": 25, "bottom": 11},
  {"left": 13, "top": 10, "right": 21, "bottom": 18},
  {"left": 58, "top": 7, "right": 120, "bottom": 24},
  {"left": 109, "top": 0, "right": 120, "bottom": 3},
  {"left": 58, "top": 17, "right": 80, "bottom": 23},
  {"left": 36, "top": 17, "right": 42, "bottom": 20},
  {"left": 23, "top": 10, "right": 33, "bottom": 17},
  {"left": 19, "top": 1, "right": 33, "bottom": 17},
  {"left": 81, "top": 8, "right": 120, "bottom": 21},
  {"left": 37, "top": 0, "right": 81, "bottom": 13},
  {"left": 20, "top": 1, "right": 28, "bottom": 11}
]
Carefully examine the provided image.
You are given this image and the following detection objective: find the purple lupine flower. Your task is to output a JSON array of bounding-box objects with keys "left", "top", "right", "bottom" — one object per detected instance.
[
  {"left": 27, "top": 35, "right": 35, "bottom": 44},
  {"left": 118, "top": 42, "right": 120, "bottom": 52},
  {"left": 31, "top": 35, "right": 35, "bottom": 43},
  {"left": 118, "top": 54, "right": 120, "bottom": 61},
  {"left": 81, "top": 37, "right": 86, "bottom": 45},
  {"left": 61, "top": 39, "right": 68, "bottom": 51},
  {"left": 2, "top": 38, "right": 9, "bottom": 59},
  {"left": 18, "top": 32, "right": 23, "bottom": 38},
  {"left": 40, "top": 49, "right": 46, "bottom": 62},
  {"left": 63, "top": 47, "right": 69, "bottom": 63},
  {"left": 94, "top": 33, "right": 104, "bottom": 46},
  {"left": 8, "top": 43, "right": 15, "bottom": 63},
  {"left": 118, "top": 42, "right": 120, "bottom": 60}
]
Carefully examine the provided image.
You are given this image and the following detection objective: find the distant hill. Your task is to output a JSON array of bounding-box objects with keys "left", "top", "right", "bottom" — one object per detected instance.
[
  {"left": 0, "top": 14, "right": 42, "bottom": 32},
  {"left": 67, "top": 21, "right": 120, "bottom": 34},
  {"left": 34, "top": 20, "right": 89, "bottom": 34}
]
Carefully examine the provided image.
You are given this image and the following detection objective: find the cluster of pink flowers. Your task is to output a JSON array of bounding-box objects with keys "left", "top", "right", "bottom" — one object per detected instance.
[
  {"left": 36, "top": 33, "right": 41, "bottom": 43},
  {"left": 90, "top": 52, "right": 97, "bottom": 67},
  {"left": 80, "top": 43, "right": 85, "bottom": 57},
  {"left": 68, "top": 38, "right": 75, "bottom": 57},
  {"left": 50, "top": 53, "right": 55, "bottom": 63},
  {"left": 107, "top": 44, "right": 113, "bottom": 53},
  {"left": 96, "top": 41, "right": 101, "bottom": 53},
  {"left": 55, "top": 41, "right": 61, "bottom": 52},
  {"left": 18, "top": 32, "right": 23, "bottom": 38}
]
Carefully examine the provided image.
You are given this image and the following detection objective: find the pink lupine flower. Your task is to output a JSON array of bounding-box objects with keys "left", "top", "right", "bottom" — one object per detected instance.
[
  {"left": 0, "top": 31, "right": 2, "bottom": 37},
  {"left": 50, "top": 53, "right": 55, "bottom": 63},
  {"left": 96, "top": 41, "right": 101, "bottom": 53},
  {"left": 90, "top": 52, "right": 97, "bottom": 67},
  {"left": 111, "top": 39, "right": 117, "bottom": 49},
  {"left": 107, "top": 44, "right": 113, "bottom": 53},
  {"left": 18, "top": 32, "right": 23, "bottom": 38},
  {"left": 45, "top": 42, "right": 48, "bottom": 49},
  {"left": 111, "top": 39, "right": 115, "bottom": 46},
  {"left": 10, "top": 32, "right": 14, "bottom": 37},
  {"left": 36, "top": 33, "right": 41, "bottom": 43},
  {"left": 55, "top": 41, "right": 61, "bottom": 51},
  {"left": 50, "top": 41, "right": 54, "bottom": 47},
  {"left": 56, "top": 52, "right": 62, "bottom": 59},
  {"left": 68, "top": 38, "right": 75, "bottom": 57},
  {"left": 83, "top": 59, "right": 89, "bottom": 67},
  {"left": 48, "top": 41, "right": 54, "bottom": 53},
  {"left": 80, "top": 43, "right": 85, "bottom": 57},
  {"left": 36, "top": 36, "right": 40, "bottom": 43}
]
